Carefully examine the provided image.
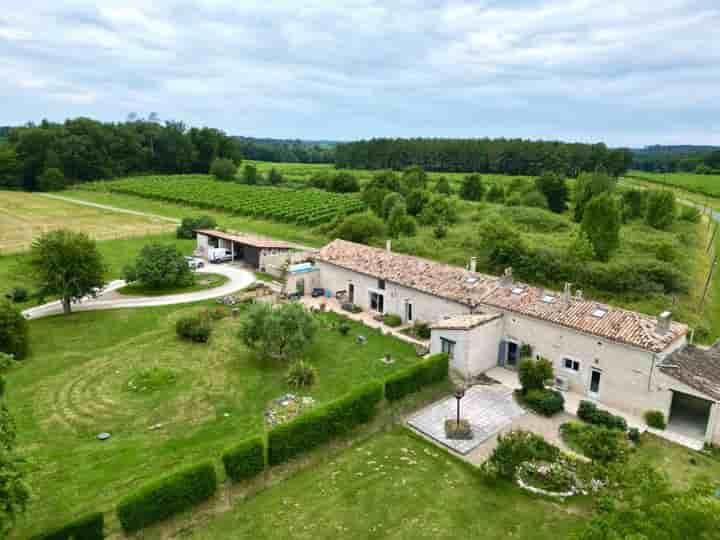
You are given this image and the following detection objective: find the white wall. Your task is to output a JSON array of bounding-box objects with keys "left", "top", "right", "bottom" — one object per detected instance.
[
  {"left": 431, "top": 317, "right": 504, "bottom": 377},
  {"left": 196, "top": 234, "right": 209, "bottom": 257}
]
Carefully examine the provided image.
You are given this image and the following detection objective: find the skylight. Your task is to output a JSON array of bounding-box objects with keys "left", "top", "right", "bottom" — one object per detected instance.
[
  {"left": 465, "top": 277, "right": 479, "bottom": 284},
  {"left": 511, "top": 286, "right": 525, "bottom": 295},
  {"left": 591, "top": 308, "right": 608, "bottom": 318},
  {"left": 542, "top": 295, "right": 556, "bottom": 304}
]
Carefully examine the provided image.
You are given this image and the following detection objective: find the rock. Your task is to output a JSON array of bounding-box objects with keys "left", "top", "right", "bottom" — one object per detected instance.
[{"left": 97, "top": 432, "right": 111, "bottom": 441}]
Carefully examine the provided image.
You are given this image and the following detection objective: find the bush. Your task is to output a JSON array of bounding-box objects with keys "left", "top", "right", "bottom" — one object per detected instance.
[
  {"left": 222, "top": 436, "right": 265, "bottom": 483},
  {"left": 518, "top": 357, "right": 553, "bottom": 393},
  {"left": 523, "top": 388, "right": 565, "bottom": 416},
  {"left": 645, "top": 190, "right": 676, "bottom": 230},
  {"left": 432, "top": 220, "right": 448, "bottom": 239},
  {"left": 337, "top": 321, "right": 351, "bottom": 335},
  {"left": 175, "top": 314, "right": 211, "bottom": 343},
  {"left": 334, "top": 212, "right": 386, "bottom": 245},
  {"left": 267, "top": 381, "right": 384, "bottom": 465},
  {"left": 577, "top": 400, "right": 627, "bottom": 431},
  {"left": 286, "top": 360, "right": 317, "bottom": 388},
  {"left": 413, "top": 321, "right": 431, "bottom": 339},
  {"left": 485, "top": 430, "right": 560, "bottom": 479},
  {"left": 176, "top": 215, "right": 217, "bottom": 239},
  {"left": 680, "top": 205, "right": 701, "bottom": 223},
  {"left": 124, "top": 243, "right": 194, "bottom": 289},
  {"left": 210, "top": 158, "right": 237, "bottom": 181},
  {"left": 382, "top": 314, "right": 402, "bottom": 327},
  {"left": 384, "top": 353, "right": 449, "bottom": 401},
  {"left": 5, "top": 287, "right": 28, "bottom": 303},
  {"left": 30, "top": 512, "right": 103, "bottom": 540},
  {"left": 561, "top": 422, "right": 627, "bottom": 464},
  {"left": 486, "top": 183, "right": 505, "bottom": 203},
  {"left": 0, "top": 300, "right": 29, "bottom": 360},
  {"left": 116, "top": 462, "right": 217, "bottom": 533},
  {"left": 644, "top": 410, "right": 666, "bottom": 430},
  {"left": 628, "top": 427, "right": 641, "bottom": 443}
]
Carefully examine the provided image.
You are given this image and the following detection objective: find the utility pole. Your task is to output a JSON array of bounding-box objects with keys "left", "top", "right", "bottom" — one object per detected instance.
[{"left": 699, "top": 255, "right": 718, "bottom": 311}]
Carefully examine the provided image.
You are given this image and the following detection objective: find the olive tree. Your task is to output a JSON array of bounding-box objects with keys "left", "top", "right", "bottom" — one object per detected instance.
[
  {"left": 29, "top": 230, "right": 105, "bottom": 314},
  {"left": 238, "top": 302, "right": 317, "bottom": 362}
]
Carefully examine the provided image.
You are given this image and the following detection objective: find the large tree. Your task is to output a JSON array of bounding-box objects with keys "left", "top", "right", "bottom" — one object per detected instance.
[
  {"left": 29, "top": 230, "right": 105, "bottom": 314},
  {"left": 459, "top": 174, "right": 485, "bottom": 201},
  {"left": 581, "top": 193, "right": 621, "bottom": 261},
  {"left": 645, "top": 190, "right": 676, "bottom": 230},
  {"left": 334, "top": 213, "right": 386, "bottom": 244},
  {"left": 123, "top": 243, "right": 193, "bottom": 290},
  {"left": 573, "top": 169, "right": 616, "bottom": 222},
  {"left": 534, "top": 172, "right": 568, "bottom": 213},
  {"left": 0, "top": 303, "right": 28, "bottom": 361},
  {"left": 239, "top": 302, "right": 317, "bottom": 362}
]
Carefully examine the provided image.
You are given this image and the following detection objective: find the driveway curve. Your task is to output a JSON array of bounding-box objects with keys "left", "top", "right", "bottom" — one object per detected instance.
[{"left": 22, "top": 264, "right": 255, "bottom": 320}]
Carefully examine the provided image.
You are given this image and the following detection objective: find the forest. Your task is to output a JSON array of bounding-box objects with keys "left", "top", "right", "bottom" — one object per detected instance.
[
  {"left": 234, "top": 136, "right": 335, "bottom": 163},
  {"left": 335, "top": 137, "right": 633, "bottom": 177},
  {"left": 630, "top": 145, "right": 720, "bottom": 173}
]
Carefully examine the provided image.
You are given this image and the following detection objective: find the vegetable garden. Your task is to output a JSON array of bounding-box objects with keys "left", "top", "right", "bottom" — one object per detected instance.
[{"left": 83, "top": 175, "right": 366, "bottom": 226}]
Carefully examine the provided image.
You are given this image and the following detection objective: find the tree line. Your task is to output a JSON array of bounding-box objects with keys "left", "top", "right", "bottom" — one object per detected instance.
[
  {"left": 234, "top": 137, "right": 335, "bottom": 164},
  {"left": 631, "top": 145, "right": 720, "bottom": 174},
  {"left": 335, "top": 137, "right": 633, "bottom": 177},
  {"left": 0, "top": 118, "right": 240, "bottom": 191}
]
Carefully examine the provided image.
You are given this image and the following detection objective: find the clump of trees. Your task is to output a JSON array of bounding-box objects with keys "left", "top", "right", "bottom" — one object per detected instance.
[
  {"left": 238, "top": 302, "right": 317, "bottom": 362},
  {"left": 0, "top": 302, "right": 28, "bottom": 360},
  {"left": 645, "top": 190, "right": 676, "bottom": 230},
  {"left": 176, "top": 216, "right": 217, "bottom": 239},
  {"left": 333, "top": 213, "right": 386, "bottom": 245},
  {"left": 123, "top": 244, "right": 193, "bottom": 290},
  {"left": 29, "top": 230, "right": 105, "bottom": 314},
  {"left": 210, "top": 158, "right": 238, "bottom": 181}
]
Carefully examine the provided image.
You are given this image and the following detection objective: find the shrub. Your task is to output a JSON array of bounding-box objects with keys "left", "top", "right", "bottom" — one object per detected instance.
[
  {"left": 432, "top": 220, "right": 448, "bottom": 239},
  {"left": 176, "top": 215, "right": 217, "bottom": 239},
  {"left": 175, "top": 314, "right": 211, "bottom": 343},
  {"left": 5, "top": 287, "right": 28, "bottom": 303},
  {"left": 518, "top": 357, "right": 553, "bottom": 393},
  {"left": 30, "top": 512, "right": 104, "bottom": 540},
  {"left": 267, "top": 381, "right": 384, "bottom": 465},
  {"left": 0, "top": 300, "right": 29, "bottom": 360},
  {"left": 680, "top": 205, "right": 701, "bottom": 223},
  {"left": 124, "top": 243, "right": 193, "bottom": 289},
  {"left": 577, "top": 400, "right": 627, "bottom": 431},
  {"left": 337, "top": 321, "right": 351, "bottom": 335},
  {"left": 384, "top": 353, "right": 449, "bottom": 401},
  {"left": 561, "top": 422, "right": 627, "bottom": 464},
  {"left": 382, "top": 314, "right": 402, "bottom": 327},
  {"left": 485, "top": 430, "right": 560, "bottom": 479},
  {"left": 644, "top": 410, "right": 666, "bottom": 430},
  {"left": 334, "top": 212, "right": 386, "bottom": 245},
  {"left": 286, "top": 360, "right": 317, "bottom": 388},
  {"left": 628, "top": 427, "right": 641, "bottom": 443},
  {"left": 210, "top": 158, "right": 237, "bottom": 181},
  {"left": 413, "top": 321, "right": 431, "bottom": 339},
  {"left": 523, "top": 388, "right": 565, "bottom": 416},
  {"left": 222, "top": 436, "right": 265, "bottom": 482},
  {"left": 581, "top": 193, "right": 621, "bottom": 261},
  {"left": 485, "top": 183, "right": 505, "bottom": 203},
  {"left": 116, "top": 462, "right": 217, "bottom": 533},
  {"left": 645, "top": 189, "right": 676, "bottom": 229}
]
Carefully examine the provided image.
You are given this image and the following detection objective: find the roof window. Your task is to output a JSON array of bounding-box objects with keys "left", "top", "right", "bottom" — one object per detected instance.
[
  {"left": 542, "top": 295, "right": 556, "bottom": 304},
  {"left": 591, "top": 307, "right": 608, "bottom": 318},
  {"left": 511, "top": 286, "right": 525, "bottom": 295}
]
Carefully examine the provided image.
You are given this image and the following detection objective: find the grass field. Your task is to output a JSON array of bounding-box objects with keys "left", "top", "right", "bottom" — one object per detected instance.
[
  {"left": 116, "top": 272, "right": 229, "bottom": 296},
  {"left": 6, "top": 306, "right": 420, "bottom": 538},
  {"left": 627, "top": 170, "right": 720, "bottom": 198},
  {"left": 0, "top": 190, "right": 174, "bottom": 254},
  {"left": 184, "top": 428, "right": 587, "bottom": 540}
]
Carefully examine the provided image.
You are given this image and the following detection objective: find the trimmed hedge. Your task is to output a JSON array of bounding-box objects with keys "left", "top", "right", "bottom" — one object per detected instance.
[
  {"left": 268, "top": 381, "right": 384, "bottom": 466},
  {"left": 384, "top": 353, "right": 449, "bottom": 401},
  {"left": 222, "top": 436, "right": 266, "bottom": 482},
  {"left": 116, "top": 462, "right": 217, "bottom": 533},
  {"left": 30, "top": 513, "right": 104, "bottom": 540},
  {"left": 644, "top": 410, "right": 667, "bottom": 430},
  {"left": 577, "top": 400, "right": 627, "bottom": 431},
  {"left": 523, "top": 388, "right": 565, "bottom": 416}
]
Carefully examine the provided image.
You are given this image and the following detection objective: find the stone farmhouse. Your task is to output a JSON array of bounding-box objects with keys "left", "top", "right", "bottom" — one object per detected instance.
[{"left": 315, "top": 238, "right": 720, "bottom": 447}]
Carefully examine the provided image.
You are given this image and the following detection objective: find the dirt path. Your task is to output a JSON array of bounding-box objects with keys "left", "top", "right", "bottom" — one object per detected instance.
[{"left": 37, "top": 192, "right": 181, "bottom": 223}]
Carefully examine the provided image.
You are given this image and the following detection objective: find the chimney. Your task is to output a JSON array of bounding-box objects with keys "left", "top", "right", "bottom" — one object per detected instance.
[
  {"left": 470, "top": 256, "right": 477, "bottom": 273},
  {"left": 656, "top": 311, "right": 672, "bottom": 334},
  {"left": 500, "top": 267, "right": 513, "bottom": 287},
  {"left": 386, "top": 239, "right": 392, "bottom": 253},
  {"left": 562, "top": 282, "right": 572, "bottom": 303}
]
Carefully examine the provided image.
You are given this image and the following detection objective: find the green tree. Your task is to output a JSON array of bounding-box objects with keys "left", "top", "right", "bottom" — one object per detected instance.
[
  {"left": 267, "top": 167, "right": 283, "bottom": 185},
  {"left": 401, "top": 166, "right": 427, "bottom": 193},
  {"left": 574, "top": 169, "right": 616, "bottom": 222},
  {"left": 309, "top": 172, "right": 331, "bottom": 189},
  {"left": 29, "top": 230, "right": 105, "bottom": 314},
  {"left": 534, "top": 172, "right": 568, "bottom": 213},
  {"left": 239, "top": 302, "right": 317, "bottom": 362},
  {"left": 381, "top": 192, "right": 405, "bottom": 220},
  {"left": 566, "top": 230, "right": 595, "bottom": 263},
  {"left": 0, "top": 302, "right": 28, "bottom": 360},
  {"left": 334, "top": 213, "right": 386, "bottom": 245},
  {"left": 459, "top": 174, "right": 485, "bottom": 201},
  {"left": 36, "top": 167, "right": 66, "bottom": 191},
  {"left": 405, "top": 189, "right": 429, "bottom": 216},
  {"left": 0, "top": 146, "right": 22, "bottom": 190},
  {"left": 387, "top": 203, "right": 417, "bottom": 238},
  {"left": 176, "top": 215, "right": 217, "bottom": 239},
  {"left": 645, "top": 190, "right": 676, "bottom": 230},
  {"left": 485, "top": 183, "right": 505, "bottom": 203},
  {"left": 419, "top": 195, "right": 458, "bottom": 225},
  {"left": 518, "top": 357, "right": 553, "bottom": 394},
  {"left": 327, "top": 172, "right": 359, "bottom": 193},
  {"left": 620, "top": 188, "right": 646, "bottom": 221},
  {"left": 242, "top": 164, "right": 258, "bottom": 184},
  {"left": 435, "top": 177, "right": 451, "bottom": 195},
  {"left": 123, "top": 243, "right": 193, "bottom": 290},
  {"left": 362, "top": 171, "right": 400, "bottom": 215},
  {"left": 210, "top": 158, "right": 237, "bottom": 181},
  {"left": 581, "top": 193, "right": 621, "bottom": 261}
]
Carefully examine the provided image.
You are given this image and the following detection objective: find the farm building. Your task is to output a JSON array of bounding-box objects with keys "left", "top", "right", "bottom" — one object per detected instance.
[
  {"left": 315, "top": 238, "right": 720, "bottom": 447},
  {"left": 195, "top": 229, "right": 295, "bottom": 270}
]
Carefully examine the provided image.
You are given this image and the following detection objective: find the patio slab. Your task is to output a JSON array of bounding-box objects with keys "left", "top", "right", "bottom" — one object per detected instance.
[{"left": 407, "top": 385, "right": 526, "bottom": 455}]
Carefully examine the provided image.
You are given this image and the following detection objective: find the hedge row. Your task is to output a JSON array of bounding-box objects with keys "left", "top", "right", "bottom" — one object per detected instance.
[
  {"left": 577, "top": 400, "right": 627, "bottom": 431},
  {"left": 268, "top": 381, "right": 384, "bottom": 465},
  {"left": 385, "top": 353, "right": 449, "bottom": 401},
  {"left": 117, "top": 462, "right": 217, "bottom": 533},
  {"left": 30, "top": 513, "right": 104, "bottom": 540},
  {"left": 222, "top": 435, "right": 266, "bottom": 482}
]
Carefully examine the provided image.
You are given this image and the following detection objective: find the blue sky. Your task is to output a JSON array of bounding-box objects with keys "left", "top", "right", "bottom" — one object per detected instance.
[{"left": 1, "top": 0, "right": 718, "bottom": 146}]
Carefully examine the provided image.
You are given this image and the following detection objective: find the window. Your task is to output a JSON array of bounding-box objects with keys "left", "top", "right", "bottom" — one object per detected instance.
[
  {"left": 378, "top": 279, "right": 386, "bottom": 290},
  {"left": 441, "top": 338, "right": 456, "bottom": 359},
  {"left": 563, "top": 358, "right": 580, "bottom": 372}
]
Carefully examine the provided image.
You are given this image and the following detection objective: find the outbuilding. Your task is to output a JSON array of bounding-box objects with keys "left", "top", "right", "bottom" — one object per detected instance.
[{"left": 195, "top": 229, "right": 294, "bottom": 270}]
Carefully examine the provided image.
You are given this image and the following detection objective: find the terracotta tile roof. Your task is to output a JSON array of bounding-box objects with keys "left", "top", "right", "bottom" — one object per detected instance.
[
  {"left": 431, "top": 313, "right": 503, "bottom": 330},
  {"left": 660, "top": 344, "right": 720, "bottom": 401},
  {"left": 196, "top": 229, "right": 294, "bottom": 250},
  {"left": 317, "top": 239, "right": 688, "bottom": 353}
]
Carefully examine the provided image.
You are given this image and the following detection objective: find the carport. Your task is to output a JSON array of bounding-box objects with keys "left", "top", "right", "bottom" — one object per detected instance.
[
  {"left": 195, "top": 229, "right": 293, "bottom": 269},
  {"left": 668, "top": 391, "right": 712, "bottom": 440}
]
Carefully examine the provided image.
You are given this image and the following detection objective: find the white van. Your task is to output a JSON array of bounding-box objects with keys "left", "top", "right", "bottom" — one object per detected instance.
[{"left": 208, "top": 248, "right": 232, "bottom": 263}]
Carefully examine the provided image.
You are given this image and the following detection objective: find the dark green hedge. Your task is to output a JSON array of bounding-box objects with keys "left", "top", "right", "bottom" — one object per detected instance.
[
  {"left": 385, "top": 353, "right": 449, "bottom": 401},
  {"left": 577, "top": 400, "right": 627, "bottom": 431},
  {"left": 222, "top": 435, "right": 266, "bottom": 482},
  {"left": 268, "top": 381, "right": 384, "bottom": 466},
  {"left": 30, "top": 512, "right": 104, "bottom": 540},
  {"left": 116, "top": 462, "right": 217, "bottom": 533}
]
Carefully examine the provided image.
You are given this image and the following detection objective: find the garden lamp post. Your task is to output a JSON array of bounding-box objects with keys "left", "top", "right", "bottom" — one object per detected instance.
[{"left": 454, "top": 386, "right": 466, "bottom": 427}]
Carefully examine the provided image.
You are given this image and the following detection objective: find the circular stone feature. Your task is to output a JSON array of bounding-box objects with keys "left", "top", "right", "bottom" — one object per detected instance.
[{"left": 97, "top": 432, "right": 111, "bottom": 441}]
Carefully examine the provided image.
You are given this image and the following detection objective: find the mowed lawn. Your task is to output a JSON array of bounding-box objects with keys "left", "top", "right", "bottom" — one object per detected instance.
[
  {"left": 0, "top": 190, "right": 174, "bottom": 253},
  {"left": 628, "top": 170, "right": 720, "bottom": 198},
  {"left": 6, "top": 306, "right": 419, "bottom": 538},
  {"left": 185, "top": 428, "right": 586, "bottom": 540}
]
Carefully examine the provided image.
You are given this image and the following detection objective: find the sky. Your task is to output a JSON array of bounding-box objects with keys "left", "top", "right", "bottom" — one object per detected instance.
[{"left": 1, "top": 0, "right": 719, "bottom": 147}]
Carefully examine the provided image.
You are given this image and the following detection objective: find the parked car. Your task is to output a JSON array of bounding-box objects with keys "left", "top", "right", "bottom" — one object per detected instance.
[
  {"left": 185, "top": 256, "right": 205, "bottom": 270},
  {"left": 208, "top": 248, "right": 232, "bottom": 263},
  {"left": 311, "top": 287, "right": 325, "bottom": 298}
]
